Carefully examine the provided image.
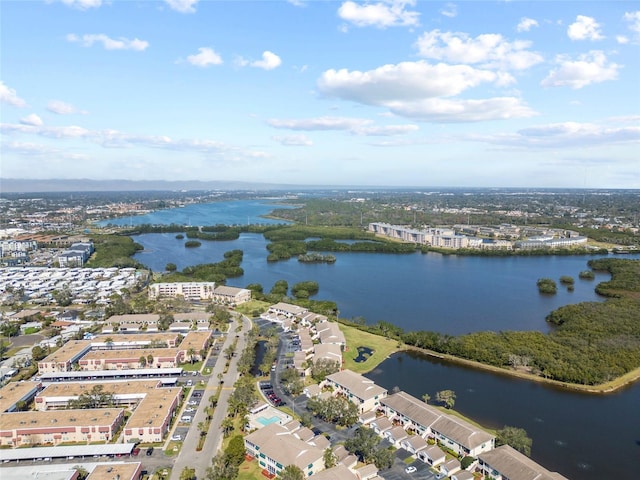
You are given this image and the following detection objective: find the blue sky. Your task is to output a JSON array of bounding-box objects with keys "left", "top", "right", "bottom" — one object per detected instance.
[{"left": 1, "top": 0, "right": 639, "bottom": 188}]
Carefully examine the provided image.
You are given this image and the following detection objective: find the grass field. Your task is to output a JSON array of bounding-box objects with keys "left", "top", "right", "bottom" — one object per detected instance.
[{"left": 339, "top": 323, "right": 401, "bottom": 374}]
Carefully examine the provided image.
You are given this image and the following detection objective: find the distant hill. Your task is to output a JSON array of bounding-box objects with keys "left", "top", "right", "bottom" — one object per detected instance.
[{"left": 0, "top": 178, "right": 323, "bottom": 193}]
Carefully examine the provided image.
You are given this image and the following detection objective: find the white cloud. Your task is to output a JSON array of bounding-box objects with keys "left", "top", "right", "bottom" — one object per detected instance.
[
  {"left": 186, "top": 47, "right": 223, "bottom": 67},
  {"left": 0, "top": 122, "right": 272, "bottom": 160},
  {"left": 0, "top": 81, "right": 27, "bottom": 107},
  {"left": 268, "top": 116, "right": 418, "bottom": 136},
  {"left": 287, "top": 0, "right": 307, "bottom": 6},
  {"left": 384, "top": 97, "right": 536, "bottom": 122},
  {"left": 20, "top": 114, "right": 43, "bottom": 126},
  {"left": 567, "top": 15, "right": 604, "bottom": 41},
  {"left": 271, "top": 134, "right": 313, "bottom": 146},
  {"left": 616, "top": 35, "right": 629, "bottom": 44},
  {"left": 165, "top": 0, "right": 199, "bottom": 14},
  {"left": 268, "top": 116, "right": 369, "bottom": 131},
  {"left": 338, "top": 0, "right": 419, "bottom": 28},
  {"left": 473, "top": 121, "right": 640, "bottom": 149},
  {"left": 317, "top": 61, "right": 537, "bottom": 122},
  {"left": 355, "top": 124, "right": 419, "bottom": 136},
  {"left": 439, "top": 3, "right": 457, "bottom": 18},
  {"left": 319, "top": 61, "right": 510, "bottom": 104},
  {"left": 415, "top": 30, "right": 543, "bottom": 71},
  {"left": 517, "top": 17, "right": 538, "bottom": 32},
  {"left": 541, "top": 51, "right": 620, "bottom": 89},
  {"left": 623, "top": 11, "right": 640, "bottom": 42},
  {"left": 48, "top": 0, "right": 102, "bottom": 10},
  {"left": 67, "top": 33, "right": 149, "bottom": 51},
  {"left": 47, "top": 100, "right": 86, "bottom": 115},
  {"left": 251, "top": 51, "right": 282, "bottom": 70}
]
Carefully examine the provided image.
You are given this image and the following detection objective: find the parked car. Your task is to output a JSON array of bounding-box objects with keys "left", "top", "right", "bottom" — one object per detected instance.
[
  {"left": 171, "top": 434, "right": 182, "bottom": 441},
  {"left": 146, "top": 447, "right": 154, "bottom": 456},
  {"left": 405, "top": 466, "right": 417, "bottom": 474}
]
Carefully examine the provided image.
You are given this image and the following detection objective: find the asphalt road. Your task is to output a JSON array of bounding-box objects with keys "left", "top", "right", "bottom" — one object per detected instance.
[{"left": 169, "top": 313, "right": 252, "bottom": 480}]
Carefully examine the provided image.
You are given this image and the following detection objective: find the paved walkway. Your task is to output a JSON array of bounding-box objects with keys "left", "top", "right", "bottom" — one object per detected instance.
[{"left": 169, "top": 314, "right": 252, "bottom": 480}]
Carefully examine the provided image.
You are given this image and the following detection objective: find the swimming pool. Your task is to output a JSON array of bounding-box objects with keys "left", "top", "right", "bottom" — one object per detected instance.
[{"left": 257, "top": 415, "right": 280, "bottom": 426}]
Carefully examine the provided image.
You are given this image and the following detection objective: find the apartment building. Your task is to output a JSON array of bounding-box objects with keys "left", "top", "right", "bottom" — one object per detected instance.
[
  {"left": 37, "top": 340, "right": 92, "bottom": 373},
  {"left": 380, "top": 391, "right": 494, "bottom": 457},
  {"left": 78, "top": 347, "right": 182, "bottom": 370},
  {"left": 324, "top": 369, "right": 387, "bottom": 414},
  {"left": 211, "top": 285, "right": 252, "bottom": 305},
  {"left": 244, "top": 422, "right": 325, "bottom": 478},
  {"left": 477, "top": 445, "right": 569, "bottom": 480},
  {"left": 148, "top": 282, "right": 216, "bottom": 301},
  {"left": 35, "top": 381, "right": 182, "bottom": 444},
  {"left": 0, "top": 408, "right": 125, "bottom": 447}
]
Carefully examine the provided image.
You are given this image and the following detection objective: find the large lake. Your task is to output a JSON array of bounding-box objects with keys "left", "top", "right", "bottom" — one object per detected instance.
[{"left": 107, "top": 200, "right": 640, "bottom": 480}]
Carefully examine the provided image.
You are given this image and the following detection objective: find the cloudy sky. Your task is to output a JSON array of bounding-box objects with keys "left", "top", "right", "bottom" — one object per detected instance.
[{"left": 1, "top": 0, "right": 639, "bottom": 188}]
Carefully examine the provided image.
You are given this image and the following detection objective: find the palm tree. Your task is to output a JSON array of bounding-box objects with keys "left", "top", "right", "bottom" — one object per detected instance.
[
  {"left": 187, "top": 347, "right": 196, "bottom": 364},
  {"left": 139, "top": 356, "right": 147, "bottom": 368}
]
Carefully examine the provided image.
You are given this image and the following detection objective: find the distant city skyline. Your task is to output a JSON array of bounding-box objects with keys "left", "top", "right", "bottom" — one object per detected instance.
[{"left": 1, "top": 0, "right": 639, "bottom": 188}]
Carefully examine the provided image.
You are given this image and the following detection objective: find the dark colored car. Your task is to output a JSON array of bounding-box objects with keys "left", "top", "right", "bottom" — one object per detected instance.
[{"left": 146, "top": 447, "right": 154, "bottom": 456}]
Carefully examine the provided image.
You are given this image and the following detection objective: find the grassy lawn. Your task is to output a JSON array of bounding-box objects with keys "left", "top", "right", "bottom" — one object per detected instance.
[
  {"left": 236, "top": 459, "right": 263, "bottom": 480},
  {"left": 339, "top": 323, "right": 401, "bottom": 374},
  {"left": 180, "top": 361, "right": 203, "bottom": 372},
  {"left": 235, "top": 299, "right": 270, "bottom": 316}
]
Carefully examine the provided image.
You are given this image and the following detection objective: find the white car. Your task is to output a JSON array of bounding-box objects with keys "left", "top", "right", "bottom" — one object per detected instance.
[
  {"left": 171, "top": 435, "right": 182, "bottom": 441},
  {"left": 405, "top": 466, "right": 417, "bottom": 474}
]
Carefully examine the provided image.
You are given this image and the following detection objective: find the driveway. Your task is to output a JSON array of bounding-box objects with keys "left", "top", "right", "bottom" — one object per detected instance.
[{"left": 169, "top": 313, "right": 252, "bottom": 480}]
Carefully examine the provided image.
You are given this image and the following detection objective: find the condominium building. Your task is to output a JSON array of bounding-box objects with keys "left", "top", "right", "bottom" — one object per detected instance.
[
  {"left": 0, "top": 408, "right": 125, "bottom": 447},
  {"left": 324, "top": 369, "right": 387, "bottom": 413},
  {"left": 148, "top": 282, "right": 216, "bottom": 300}
]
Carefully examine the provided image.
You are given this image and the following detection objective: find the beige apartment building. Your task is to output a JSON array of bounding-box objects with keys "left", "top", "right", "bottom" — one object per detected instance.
[
  {"left": 37, "top": 340, "right": 92, "bottom": 373},
  {"left": 78, "top": 347, "right": 182, "bottom": 370},
  {"left": 324, "top": 369, "right": 387, "bottom": 413},
  {"left": 0, "top": 408, "right": 125, "bottom": 447},
  {"left": 35, "top": 381, "right": 183, "bottom": 444},
  {"left": 148, "top": 282, "right": 216, "bottom": 300}
]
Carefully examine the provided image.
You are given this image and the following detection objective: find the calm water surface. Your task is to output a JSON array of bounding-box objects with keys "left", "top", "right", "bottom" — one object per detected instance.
[
  {"left": 132, "top": 232, "right": 613, "bottom": 335},
  {"left": 98, "top": 199, "right": 293, "bottom": 227},
  {"left": 107, "top": 200, "right": 640, "bottom": 479},
  {"left": 365, "top": 352, "right": 640, "bottom": 480}
]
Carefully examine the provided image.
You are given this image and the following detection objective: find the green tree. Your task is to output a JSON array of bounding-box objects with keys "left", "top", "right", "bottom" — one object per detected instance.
[
  {"left": 32, "top": 345, "right": 48, "bottom": 361},
  {"left": 179, "top": 467, "right": 196, "bottom": 480},
  {"left": 422, "top": 393, "right": 431, "bottom": 404},
  {"left": 205, "top": 453, "right": 239, "bottom": 480},
  {"left": 73, "top": 466, "right": 89, "bottom": 480},
  {"left": 165, "top": 263, "right": 177, "bottom": 272},
  {"left": 310, "top": 358, "right": 341, "bottom": 382},
  {"left": 323, "top": 447, "right": 336, "bottom": 469},
  {"left": 224, "top": 435, "right": 246, "bottom": 467},
  {"left": 68, "top": 385, "right": 115, "bottom": 409},
  {"left": 187, "top": 347, "right": 197, "bottom": 364},
  {"left": 139, "top": 356, "right": 147, "bottom": 368},
  {"left": 436, "top": 389, "right": 456, "bottom": 409},
  {"left": 279, "top": 465, "right": 304, "bottom": 480},
  {"left": 496, "top": 426, "right": 532, "bottom": 456},
  {"left": 373, "top": 446, "right": 395, "bottom": 469},
  {"left": 344, "top": 426, "right": 380, "bottom": 463}
]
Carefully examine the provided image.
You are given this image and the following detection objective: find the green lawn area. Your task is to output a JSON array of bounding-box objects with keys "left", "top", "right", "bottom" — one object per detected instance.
[
  {"left": 180, "top": 361, "right": 203, "bottom": 372},
  {"left": 339, "top": 323, "right": 402, "bottom": 374},
  {"left": 236, "top": 459, "right": 263, "bottom": 480},
  {"left": 235, "top": 299, "right": 270, "bottom": 316}
]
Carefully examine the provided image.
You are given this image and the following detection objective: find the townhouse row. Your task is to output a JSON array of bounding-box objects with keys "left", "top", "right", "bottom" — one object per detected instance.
[{"left": 246, "top": 366, "right": 567, "bottom": 480}]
